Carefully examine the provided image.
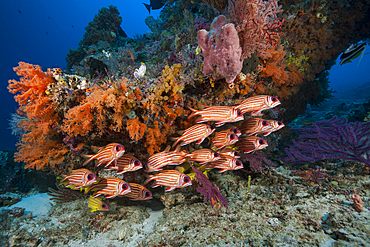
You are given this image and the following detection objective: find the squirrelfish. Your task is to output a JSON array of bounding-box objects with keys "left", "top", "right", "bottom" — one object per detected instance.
[
  {"left": 145, "top": 146, "right": 188, "bottom": 172},
  {"left": 188, "top": 106, "right": 244, "bottom": 127},
  {"left": 235, "top": 95, "right": 281, "bottom": 115},
  {"left": 105, "top": 154, "right": 143, "bottom": 174},
  {"left": 82, "top": 143, "right": 125, "bottom": 167},
  {"left": 124, "top": 183, "right": 153, "bottom": 200},
  {"left": 239, "top": 118, "right": 272, "bottom": 136},
  {"left": 211, "top": 129, "right": 239, "bottom": 150},
  {"left": 260, "top": 120, "right": 285, "bottom": 136},
  {"left": 84, "top": 177, "right": 131, "bottom": 199},
  {"left": 60, "top": 168, "right": 97, "bottom": 188},
  {"left": 144, "top": 170, "right": 192, "bottom": 192},
  {"left": 217, "top": 148, "right": 240, "bottom": 158},
  {"left": 235, "top": 136, "right": 268, "bottom": 153},
  {"left": 172, "top": 124, "right": 215, "bottom": 147},
  {"left": 87, "top": 195, "right": 109, "bottom": 212},
  {"left": 186, "top": 148, "right": 221, "bottom": 164},
  {"left": 207, "top": 155, "right": 243, "bottom": 173}
]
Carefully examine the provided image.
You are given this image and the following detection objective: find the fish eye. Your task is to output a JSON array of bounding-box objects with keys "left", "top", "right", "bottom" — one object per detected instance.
[
  {"left": 134, "top": 160, "right": 139, "bottom": 166},
  {"left": 271, "top": 97, "right": 277, "bottom": 102},
  {"left": 184, "top": 177, "right": 190, "bottom": 183},
  {"left": 236, "top": 161, "right": 242, "bottom": 166},
  {"left": 259, "top": 139, "right": 265, "bottom": 145},
  {"left": 102, "top": 203, "right": 107, "bottom": 208},
  {"left": 235, "top": 152, "right": 240, "bottom": 157},
  {"left": 122, "top": 184, "right": 128, "bottom": 190},
  {"left": 87, "top": 174, "right": 94, "bottom": 180},
  {"left": 237, "top": 110, "right": 242, "bottom": 116},
  {"left": 278, "top": 121, "right": 283, "bottom": 125},
  {"left": 145, "top": 192, "right": 151, "bottom": 197},
  {"left": 214, "top": 152, "right": 219, "bottom": 157},
  {"left": 230, "top": 134, "right": 236, "bottom": 140},
  {"left": 262, "top": 120, "right": 268, "bottom": 126},
  {"left": 115, "top": 145, "right": 124, "bottom": 152}
]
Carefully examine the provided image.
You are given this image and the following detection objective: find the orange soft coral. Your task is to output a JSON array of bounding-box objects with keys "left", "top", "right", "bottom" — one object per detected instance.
[
  {"left": 8, "top": 62, "right": 55, "bottom": 119},
  {"left": 8, "top": 62, "right": 66, "bottom": 170},
  {"left": 126, "top": 117, "right": 147, "bottom": 141}
]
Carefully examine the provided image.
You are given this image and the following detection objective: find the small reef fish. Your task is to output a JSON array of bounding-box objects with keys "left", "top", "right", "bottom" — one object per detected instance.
[
  {"left": 340, "top": 43, "right": 366, "bottom": 66},
  {"left": 134, "top": 62, "right": 146, "bottom": 79},
  {"left": 186, "top": 148, "right": 221, "bottom": 165},
  {"left": 105, "top": 154, "right": 143, "bottom": 174},
  {"left": 188, "top": 106, "right": 244, "bottom": 127},
  {"left": 261, "top": 120, "right": 285, "bottom": 136},
  {"left": 88, "top": 195, "right": 109, "bottom": 212},
  {"left": 186, "top": 165, "right": 211, "bottom": 180},
  {"left": 235, "top": 136, "right": 268, "bottom": 153},
  {"left": 211, "top": 129, "right": 239, "bottom": 150},
  {"left": 123, "top": 183, "right": 153, "bottom": 200},
  {"left": 226, "top": 127, "right": 242, "bottom": 137},
  {"left": 144, "top": 170, "right": 192, "bottom": 192},
  {"left": 172, "top": 124, "right": 215, "bottom": 147},
  {"left": 235, "top": 95, "right": 281, "bottom": 116},
  {"left": 143, "top": 0, "right": 165, "bottom": 14},
  {"left": 207, "top": 155, "right": 243, "bottom": 173},
  {"left": 239, "top": 118, "right": 272, "bottom": 136},
  {"left": 217, "top": 148, "right": 240, "bottom": 158},
  {"left": 85, "top": 177, "right": 131, "bottom": 199},
  {"left": 60, "top": 168, "right": 97, "bottom": 188},
  {"left": 145, "top": 146, "right": 188, "bottom": 172},
  {"left": 82, "top": 143, "right": 125, "bottom": 167}
]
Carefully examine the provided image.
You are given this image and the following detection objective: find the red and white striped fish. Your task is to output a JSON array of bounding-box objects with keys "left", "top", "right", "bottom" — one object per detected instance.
[
  {"left": 211, "top": 129, "right": 239, "bottom": 150},
  {"left": 239, "top": 118, "right": 272, "bottom": 136},
  {"left": 226, "top": 127, "right": 242, "bottom": 137},
  {"left": 82, "top": 143, "right": 125, "bottom": 167},
  {"left": 60, "top": 168, "right": 97, "bottom": 188},
  {"left": 144, "top": 170, "right": 192, "bottom": 192},
  {"left": 145, "top": 146, "right": 189, "bottom": 173},
  {"left": 123, "top": 183, "right": 153, "bottom": 201},
  {"left": 260, "top": 120, "right": 285, "bottom": 136},
  {"left": 207, "top": 155, "right": 243, "bottom": 173},
  {"left": 188, "top": 106, "right": 244, "bottom": 127},
  {"left": 235, "top": 95, "right": 281, "bottom": 115},
  {"left": 105, "top": 154, "right": 143, "bottom": 174},
  {"left": 217, "top": 148, "right": 241, "bottom": 158},
  {"left": 84, "top": 177, "right": 131, "bottom": 199},
  {"left": 235, "top": 136, "right": 268, "bottom": 153},
  {"left": 172, "top": 124, "right": 215, "bottom": 147},
  {"left": 187, "top": 148, "right": 221, "bottom": 164}
]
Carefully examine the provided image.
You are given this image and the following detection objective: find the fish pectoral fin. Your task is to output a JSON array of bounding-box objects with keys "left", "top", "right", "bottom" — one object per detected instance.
[
  {"left": 263, "top": 131, "right": 272, "bottom": 136},
  {"left": 105, "top": 194, "right": 117, "bottom": 199},
  {"left": 215, "top": 121, "right": 225, "bottom": 127},
  {"left": 165, "top": 187, "right": 176, "bottom": 192}
]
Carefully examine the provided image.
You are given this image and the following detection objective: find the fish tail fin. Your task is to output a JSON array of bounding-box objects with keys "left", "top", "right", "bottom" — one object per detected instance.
[
  {"left": 187, "top": 106, "right": 198, "bottom": 119},
  {"left": 357, "top": 45, "right": 366, "bottom": 67},
  {"left": 143, "top": 3, "right": 151, "bottom": 14},
  {"left": 143, "top": 174, "right": 153, "bottom": 185},
  {"left": 170, "top": 137, "right": 180, "bottom": 148},
  {"left": 81, "top": 154, "right": 93, "bottom": 166}
]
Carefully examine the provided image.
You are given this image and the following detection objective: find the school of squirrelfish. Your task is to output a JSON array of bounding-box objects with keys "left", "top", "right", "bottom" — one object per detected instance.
[{"left": 60, "top": 95, "right": 283, "bottom": 211}]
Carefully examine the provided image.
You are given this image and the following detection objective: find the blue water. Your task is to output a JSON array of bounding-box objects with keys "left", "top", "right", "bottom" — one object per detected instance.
[{"left": 0, "top": 0, "right": 160, "bottom": 151}]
